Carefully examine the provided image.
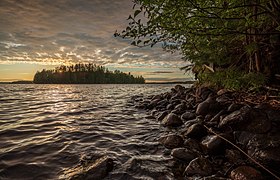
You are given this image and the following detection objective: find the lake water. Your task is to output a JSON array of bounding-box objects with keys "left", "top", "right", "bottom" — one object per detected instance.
[{"left": 0, "top": 84, "right": 187, "bottom": 179}]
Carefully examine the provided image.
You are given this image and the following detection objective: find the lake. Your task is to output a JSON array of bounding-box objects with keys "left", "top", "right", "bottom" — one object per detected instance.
[{"left": 0, "top": 84, "right": 188, "bottom": 179}]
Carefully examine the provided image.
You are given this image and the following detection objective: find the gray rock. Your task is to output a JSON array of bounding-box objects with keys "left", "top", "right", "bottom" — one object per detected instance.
[
  {"left": 184, "top": 157, "right": 213, "bottom": 176},
  {"left": 183, "top": 123, "right": 207, "bottom": 139},
  {"left": 64, "top": 156, "right": 114, "bottom": 180},
  {"left": 196, "top": 96, "right": 218, "bottom": 116},
  {"left": 230, "top": 166, "right": 264, "bottom": 180},
  {"left": 171, "top": 148, "right": 196, "bottom": 162},
  {"left": 184, "top": 138, "right": 202, "bottom": 153},
  {"left": 201, "top": 135, "right": 224, "bottom": 154},
  {"left": 159, "top": 134, "right": 184, "bottom": 149},
  {"left": 162, "top": 113, "right": 183, "bottom": 127}
]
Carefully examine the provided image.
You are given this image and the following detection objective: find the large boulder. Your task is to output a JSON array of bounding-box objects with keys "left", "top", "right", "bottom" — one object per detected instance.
[{"left": 162, "top": 113, "right": 183, "bottom": 127}]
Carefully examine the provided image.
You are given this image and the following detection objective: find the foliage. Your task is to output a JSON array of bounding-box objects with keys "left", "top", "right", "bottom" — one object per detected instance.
[
  {"left": 33, "top": 63, "right": 145, "bottom": 84},
  {"left": 116, "top": 0, "right": 280, "bottom": 88},
  {"left": 197, "top": 69, "right": 266, "bottom": 91}
]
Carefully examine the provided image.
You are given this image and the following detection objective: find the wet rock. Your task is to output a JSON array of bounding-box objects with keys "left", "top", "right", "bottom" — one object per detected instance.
[
  {"left": 162, "top": 113, "right": 183, "bottom": 127},
  {"left": 246, "top": 134, "right": 280, "bottom": 171},
  {"left": 171, "top": 148, "right": 196, "bottom": 162},
  {"left": 148, "top": 99, "right": 161, "bottom": 109},
  {"left": 64, "top": 156, "right": 114, "bottom": 180},
  {"left": 157, "top": 111, "right": 168, "bottom": 121},
  {"left": 181, "top": 112, "right": 196, "bottom": 121},
  {"left": 201, "top": 135, "right": 224, "bottom": 154},
  {"left": 219, "top": 106, "right": 251, "bottom": 129},
  {"left": 184, "top": 157, "right": 213, "bottom": 176},
  {"left": 230, "top": 166, "right": 263, "bottom": 180},
  {"left": 159, "top": 134, "right": 184, "bottom": 149},
  {"left": 175, "top": 85, "right": 185, "bottom": 93},
  {"left": 152, "top": 94, "right": 162, "bottom": 100},
  {"left": 183, "top": 123, "right": 207, "bottom": 139}
]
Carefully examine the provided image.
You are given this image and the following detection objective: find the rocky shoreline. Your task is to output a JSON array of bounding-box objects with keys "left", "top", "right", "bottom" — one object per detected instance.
[{"left": 132, "top": 85, "right": 280, "bottom": 180}]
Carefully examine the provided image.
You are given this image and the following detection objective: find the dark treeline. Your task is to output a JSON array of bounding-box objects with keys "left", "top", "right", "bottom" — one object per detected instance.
[{"left": 33, "top": 63, "right": 145, "bottom": 84}]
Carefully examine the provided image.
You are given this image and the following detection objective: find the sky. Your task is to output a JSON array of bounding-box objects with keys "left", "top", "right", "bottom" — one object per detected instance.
[{"left": 0, "top": 0, "right": 192, "bottom": 82}]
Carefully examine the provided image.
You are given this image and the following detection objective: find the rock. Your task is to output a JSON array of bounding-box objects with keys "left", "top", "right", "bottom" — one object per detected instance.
[
  {"left": 148, "top": 99, "right": 161, "bottom": 109},
  {"left": 184, "top": 138, "right": 202, "bottom": 153},
  {"left": 246, "top": 108, "right": 271, "bottom": 133},
  {"left": 225, "top": 149, "right": 243, "bottom": 164},
  {"left": 227, "top": 103, "right": 243, "bottom": 112},
  {"left": 216, "top": 94, "right": 232, "bottom": 104},
  {"left": 230, "top": 166, "right": 264, "bottom": 180},
  {"left": 64, "top": 156, "right": 114, "bottom": 180},
  {"left": 219, "top": 106, "right": 251, "bottom": 129},
  {"left": 201, "top": 135, "right": 224, "bottom": 154},
  {"left": 162, "top": 113, "right": 183, "bottom": 127},
  {"left": 184, "top": 157, "right": 213, "bottom": 176},
  {"left": 246, "top": 134, "right": 280, "bottom": 171},
  {"left": 175, "top": 85, "right": 185, "bottom": 93},
  {"left": 181, "top": 112, "right": 196, "bottom": 121},
  {"left": 196, "top": 96, "right": 218, "bottom": 116},
  {"left": 166, "top": 103, "right": 174, "bottom": 110},
  {"left": 157, "top": 111, "right": 168, "bottom": 121},
  {"left": 171, "top": 148, "right": 196, "bottom": 162},
  {"left": 152, "top": 94, "right": 162, "bottom": 100},
  {"left": 196, "top": 87, "right": 213, "bottom": 102},
  {"left": 159, "top": 134, "right": 184, "bottom": 149},
  {"left": 183, "top": 123, "right": 207, "bottom": 139}
]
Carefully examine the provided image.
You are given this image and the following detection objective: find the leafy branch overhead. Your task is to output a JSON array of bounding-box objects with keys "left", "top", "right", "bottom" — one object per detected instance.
[{"left": 116, "top": 0, "right": 280, "bottom": 88}]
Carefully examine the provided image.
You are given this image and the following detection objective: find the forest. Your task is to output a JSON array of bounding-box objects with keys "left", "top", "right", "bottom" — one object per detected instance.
[
  {"left": 33, "top": 63, "right": 145, "bottom": 84},
  {"left": 116, "top": 0, "right": 280, "bottom": 90}
]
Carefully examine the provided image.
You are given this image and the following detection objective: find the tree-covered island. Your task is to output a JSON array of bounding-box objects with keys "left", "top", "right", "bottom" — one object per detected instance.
[{"left": 33, "top": 63, "right": 145, "bottom": 84}]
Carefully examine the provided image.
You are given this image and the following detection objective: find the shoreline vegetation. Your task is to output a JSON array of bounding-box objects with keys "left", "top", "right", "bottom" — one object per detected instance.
[{"left": 33, "top": 63, "right": 145, "bottom": 84}]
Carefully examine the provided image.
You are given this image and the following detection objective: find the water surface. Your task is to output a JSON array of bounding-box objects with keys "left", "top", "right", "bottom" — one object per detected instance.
[{"left": 0, "top": 84, "right": 183, "bottom": 179}]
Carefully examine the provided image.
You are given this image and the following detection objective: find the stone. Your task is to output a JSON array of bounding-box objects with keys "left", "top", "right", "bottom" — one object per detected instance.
[
  {"left": 181, "top": 112, "right": 196, "bottom": 121},
  {"left": 171, "top": 148, "right": 196, "bottom": 162},
  {"left": 159, "top": 134, "right": 184, "bottom": 149},
  {"left": 166, "top": 103, "right": 174, "bottom": 110},
  {"left": 246, "top": 108, "right": 271, "bottom": 133},
  {"left": 162, "top": 113, "right": 183, "bottom": 127},
  {"left": 152, "top": 94, "right": 162, "bottom": 100},
  {"left": 201, "top": 135, "right": 224, "bottom": 154},
  {"left": 227, "top": 103, "right": 242, "bottom": 112},
  {"left": 196, "top": 87, "right": 213, "bottom": 101},
  {"left": 225, "top": 149, "right": 243, "bottom": 164},
  {"left": 196, "top": 96, "right": 218, "bottom": 116},
  {"left": 219, "top": 106, "right": 251, "bottom": 129},
  {"left": 183, "top": 138, "right": 202, "bottom": 153},
  {"left": 175, "top": 85, "right": 185, "bottom": 93},
  {"left": 183, "top": 123, "right": 207, "bottom": 139},
  {"left": 184, "top": 157, "right": 213, "bottom": 176},
  {"left": 230, "top": 166, "right": 263, "bottom": 180},
  {"left": 64, "top": 156, "right": 114, "bottom": 180},
  {"left": 217, "top": 89, "right": 229, "bottom": 96},
  {"left": 157, "top": 111, "right": 168, "bottom": 121}
]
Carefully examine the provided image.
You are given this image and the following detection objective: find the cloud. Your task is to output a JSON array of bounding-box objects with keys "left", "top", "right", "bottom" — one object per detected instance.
[
  {"left": 0, "top": 0, "right": 191, "bottom": 81},
  {"left": 150, "top": 71, "right": 174, "bottom": 74}
]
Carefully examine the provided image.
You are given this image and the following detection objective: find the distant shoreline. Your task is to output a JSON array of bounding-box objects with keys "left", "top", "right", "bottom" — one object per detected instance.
[{"left": 0, "top": 80, "right": 195, "bottom": 85}]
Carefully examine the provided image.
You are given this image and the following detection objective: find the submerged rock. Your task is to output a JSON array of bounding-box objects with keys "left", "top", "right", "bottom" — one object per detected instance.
[{"left": 63, "top": 156, "right": 114, "bottom": 180}]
